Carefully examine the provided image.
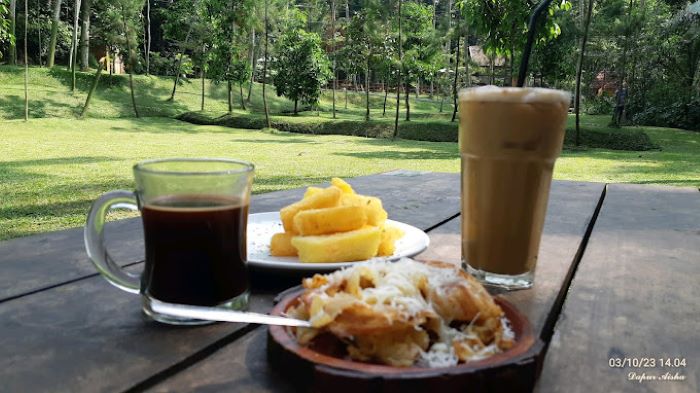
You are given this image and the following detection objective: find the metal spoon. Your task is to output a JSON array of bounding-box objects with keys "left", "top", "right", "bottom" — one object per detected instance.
[{"left": 151, "top": 300, "right": 312, "bottom": 327}]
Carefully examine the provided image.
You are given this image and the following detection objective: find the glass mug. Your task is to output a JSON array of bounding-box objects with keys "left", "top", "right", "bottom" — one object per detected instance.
[
  {"left": 85, "top": 158, "right": 254, "bottom": 324},
  {"left": 459, "top": 86, "right": 570, "bottom": 290}
]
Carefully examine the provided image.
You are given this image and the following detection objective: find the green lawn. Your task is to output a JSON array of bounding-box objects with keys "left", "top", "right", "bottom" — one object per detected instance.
[{"left": 1, "top": 66, "right": 699, "bottom": 240}]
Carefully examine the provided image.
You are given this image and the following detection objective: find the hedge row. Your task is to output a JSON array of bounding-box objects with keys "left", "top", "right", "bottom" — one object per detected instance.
[
  {"left": 177, "top": 111, "right": 459, "bottom": 142},
  {"left": 177, "top": 111, "right": 658, "bottom": 150}
]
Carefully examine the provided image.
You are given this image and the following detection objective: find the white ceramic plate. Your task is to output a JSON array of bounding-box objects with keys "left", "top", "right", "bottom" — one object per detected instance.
[{"left": 247, "top": 212, "right": 430, "bottom": 273}]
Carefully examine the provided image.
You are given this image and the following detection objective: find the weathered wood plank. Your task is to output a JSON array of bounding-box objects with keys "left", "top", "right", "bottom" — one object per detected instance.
[
  {"left": 0, "top": 171, "right": 461, "bottom": 392},
  {"left": 537, "top": 184, "right": 700, "bottom": 393},
  {"left": 0, "top": 171, "right": 460, "bottom": 302},
  {"left": 145, "top": 181, "right": 605, "bottom": 392}
]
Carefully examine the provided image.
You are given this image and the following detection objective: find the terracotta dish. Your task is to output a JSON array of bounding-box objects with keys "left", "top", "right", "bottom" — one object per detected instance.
[{"left": 268, "top": 286, "right": 539, "bottom": 393}]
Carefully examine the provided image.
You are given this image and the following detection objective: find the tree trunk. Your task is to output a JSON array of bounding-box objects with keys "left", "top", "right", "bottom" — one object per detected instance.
[
  {"left": 383, "top": 76, "right": 389, "bottom": 117},
  {"left": 70, "top": 0, "right": 81, "bottom": 90},
  {"left": 365, "top": 58, "right": 371, "bottom": 121},
  {"left": 145, "top": 0, "right": 151, "bottom": 75},
  {"left": 24, "top": 0, "right": 28, "bottom": 121},
  {"left": 262, "top": 0, "right": 271, "bottom": 128},
  {"left": 121, "top": 6, "right": 139, "bottom": 118},
  {"left": 80, "top": 0, "right": 90, "bottom": 71},
  {"left": 169, "top": 24, "right": 194, "bottom": 101},
  {"left": 440, "top": 93, "right": 445, "bottom": 112},
  {"left": 239, "top": 83, "right": 246, "bottom": 110},
  {"left": 246, "top": 28, "right": 256, "bottom": 103},
  {"left": 37, "top": 0, "right": 42, "bottom": 66},
  {"left": 574, "top": 0, "right": 594, "bottom": 146},
  {"left": 80, "top": 56, "right": 105, "bottom": 117},
  {"left": 464, "top": 24, "right": 470, "bottom": 88},
  {"left": 228, "top": 81, "right": 232, "bottom": 112},
  {"left": 201, "top": 50, "right": 205, "bottom": 111},
  {"left": 9, "top": 0, "right": 16, "bottom": 65},
  {"left": 393, "top": 0, "right": 402, "bottom": 139},
  {"left": 331, "top": 0, "right": 337, "bottom": 119},
  {"left": 47, "top": 0, "right": 62, "bottom": 67},
  {"left": 345, "top": 87, "right": 348, "bottom": 109},
  {"left": 451, "top": 35, "right": 461, "bottom": 122},
  {"left": 404, "top": 80, "right": 410, "bottom": 121}
]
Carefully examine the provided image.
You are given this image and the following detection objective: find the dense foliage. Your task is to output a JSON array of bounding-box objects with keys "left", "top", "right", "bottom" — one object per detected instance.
[{"left": 0, "top": 0, "right": 698, "bottom": 130}]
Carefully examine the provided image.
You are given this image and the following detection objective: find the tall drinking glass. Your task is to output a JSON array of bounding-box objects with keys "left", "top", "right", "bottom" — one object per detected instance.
[
  {"left": 85, "top": 158, "right": 254, "bottom": 324},
  {"left": 459, "top": 87, "right": 570, "bottom": 289}
]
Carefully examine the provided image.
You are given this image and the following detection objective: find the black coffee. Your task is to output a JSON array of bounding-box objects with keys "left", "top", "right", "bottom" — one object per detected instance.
[{"left": 141, "top": 195, "right": 249, "bottom": 306}]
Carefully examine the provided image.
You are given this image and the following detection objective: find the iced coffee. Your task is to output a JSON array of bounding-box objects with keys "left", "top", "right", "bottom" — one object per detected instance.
[{"left": 459, "top": 86, "right": 571, "bottom": 289}]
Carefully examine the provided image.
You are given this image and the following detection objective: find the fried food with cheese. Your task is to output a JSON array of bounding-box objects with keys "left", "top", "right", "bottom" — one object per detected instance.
[{"left": 286, "top": 259, "right": 515, "bottom": 368}]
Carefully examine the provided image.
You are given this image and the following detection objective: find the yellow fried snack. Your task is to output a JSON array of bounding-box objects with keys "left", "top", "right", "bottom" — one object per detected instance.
[
  {"left": 280, "top": 186, "right": 342, "bottom": 233},
  {"left": 287, "top": 259, "right": 515, "bottom": 368},
  {"left": 377, "top": 224, "right": 405, "bottom": 256},
  {"left": 331, "top": 177, "right": 355, "bottom": 194},
  {"left": 303, "top": 186, "right": 323, "bottom": 199},
  {"left": 293, "top": 206, "right": 367, "bottom": 236},
  {"left": 291, "top": 226, "right": 381, "bottom": 263},
  {"left": 269, "top": 232, "right": 297, "bottom": 256},
  {"left": 339, "top": 193, "right": 388, "bottom": 227}
]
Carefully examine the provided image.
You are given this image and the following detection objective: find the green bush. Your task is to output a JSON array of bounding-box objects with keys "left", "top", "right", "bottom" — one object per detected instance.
[
  {"left": 584, "top": 95, "right": 614, "bottom": 115},
  {"left": 632, "top": 99, "right": 700, "bottom": 131},
  {"left": 177, "top": 112, "right": 457, "bottom": 141},
  {"left": 564, "top": 127, "right": 659, "bottom": 151},
  {"left": 178, "top": 111, "right": 658, "bottom": 150}
]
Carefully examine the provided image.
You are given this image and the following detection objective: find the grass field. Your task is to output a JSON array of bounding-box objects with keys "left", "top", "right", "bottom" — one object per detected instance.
[{"left": 1, "top": 66, "right": 699, "bottom": 240}]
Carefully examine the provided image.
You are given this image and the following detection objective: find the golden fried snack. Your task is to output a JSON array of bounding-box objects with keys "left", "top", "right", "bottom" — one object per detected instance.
[
  {"left": 291, "top": 226, "right": 381, "bottom": 263},
  {"left": 377, "top": 224, "right": 405, "bottom": 256},
  {"left": 280, "top": 186, "right": 342, "bottom": 233},
  {"left": 331, "top": 177, "right": 355, "bottom": 194},
  {"left": 290, "top": 259, "right": 515, "bottom": 368},
  {"left": 269, "top": 232, "right": 297, "bottom": 256},
  {"left": 339, "top": 193, "right": 388, "bottom": 226},
  {"left": 293, "top": 206, "right": 367, "bottom": 236}
]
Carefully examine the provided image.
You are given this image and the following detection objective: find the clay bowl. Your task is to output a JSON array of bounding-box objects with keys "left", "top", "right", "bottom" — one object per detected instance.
[{"left": 268, "top": 288, "right": 539, "bottom": 393}]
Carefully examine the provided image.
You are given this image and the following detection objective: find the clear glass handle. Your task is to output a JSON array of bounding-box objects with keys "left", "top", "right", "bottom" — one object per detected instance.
[{"left": 84, "top": 190, "right": 141, "bottom": 294}]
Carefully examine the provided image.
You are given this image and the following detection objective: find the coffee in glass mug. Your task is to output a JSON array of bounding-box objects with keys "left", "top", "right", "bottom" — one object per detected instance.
[
  {"left": 459, "top": 86, "right": 571, "bottom": 289},
  {"left": 85, "top": 158, "right": 254, "bottom": 324}
]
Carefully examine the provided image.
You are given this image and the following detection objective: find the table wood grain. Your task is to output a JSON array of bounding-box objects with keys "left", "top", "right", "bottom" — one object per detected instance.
[{"left": 537, "top": 184, "right": 700, "bottom": 393}]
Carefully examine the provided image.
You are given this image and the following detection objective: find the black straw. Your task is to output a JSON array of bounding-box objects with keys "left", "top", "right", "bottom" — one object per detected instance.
[{"left": 517, "top": 0, "right": 555, "bottom": 87}]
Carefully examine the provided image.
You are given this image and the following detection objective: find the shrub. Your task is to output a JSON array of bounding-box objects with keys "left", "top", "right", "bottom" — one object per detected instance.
[
  {"left": 584, "top": 95, "right": 614, "bottom": 115},
  {"left": 149, "top": 52, "right": 193, "bottom": 77},
  {"left": 564, "top": 127, "right": 659, "bottom": 151},
  {"left": 177, "top": 111, "right": 658, "bottom": 150},
  {"left": 633, "top": 99, "right": 700, "bottom": 131}
]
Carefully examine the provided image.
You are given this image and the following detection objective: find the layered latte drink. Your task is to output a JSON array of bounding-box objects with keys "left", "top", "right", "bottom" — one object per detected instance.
[{"left": 459, "top": 86, "right": 571, "bottom": 289}]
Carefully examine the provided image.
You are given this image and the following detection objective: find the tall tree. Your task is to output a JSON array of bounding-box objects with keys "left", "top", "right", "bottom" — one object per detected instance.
[
  {"left": 164, "top": 0, "right": 198, "bottom": 101},
  {"left": 70, "top": 0, "right": 81, "bottom": 90},
  {"left": 393, "top": 0, "right": 402, "bottom": 139},
  {"left": 574, "top": 0, "right": 594, "bottom": 145},
  {"left": 262, "top": 0, "right": 270, "bottom": 127},
  {"left": 121, "top": 2, "right": 139, "bottom": 118},
  {"left": 47, "top": 0, "right": 62, "bottom": 67},
  {"left": 9, "top": 0, "right": 16, "bottom": 65},
  {"left": 80, "top": 0, "right": 90, "bottom": 70},
  {"left": 331, "top": 0, "right": 337, "bottom": 118},
  {"left": 273, "top": 29, "right": 331, "bottom": 114},
  {"left": 24, "top": 0, "right": 28, "bottom": 120},
  {"left": 144, "top": 0, "right": 150, "bottom": 75}
]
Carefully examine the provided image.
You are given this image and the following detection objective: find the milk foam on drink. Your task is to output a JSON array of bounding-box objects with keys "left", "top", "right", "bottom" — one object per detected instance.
[{"left": 459, "top": 86, "right": 571, "bottom": 289}]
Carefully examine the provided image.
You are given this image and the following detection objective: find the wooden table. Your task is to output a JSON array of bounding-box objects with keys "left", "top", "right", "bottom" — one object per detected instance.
[{"left": 1, "top": 171, "right": 697, "bottom": 393}]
